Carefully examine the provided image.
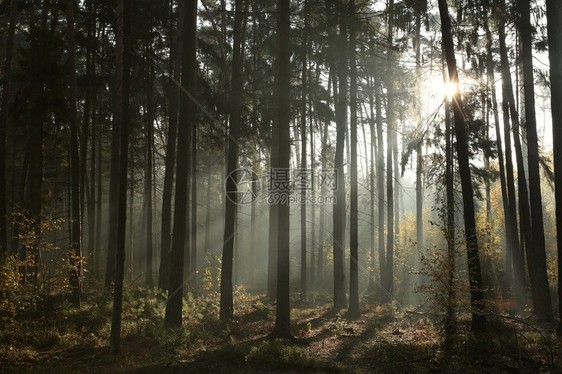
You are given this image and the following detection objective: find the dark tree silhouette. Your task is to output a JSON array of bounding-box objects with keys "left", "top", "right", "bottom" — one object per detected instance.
[
  {"left": 165, "top": 0, "right": 197, "bottom": 328},
  {"left": 332, "top": 0, "right": 348, "bottom": 312},
  {"left": 0, "top": 0, "right": 17, "bottom": 259},
  {"left": 546, "top": 0, "right": 562, "bottom": 334},
  {"left": 517, "top": 0, "right": 554, "bottom": 322},
  {"left": 348, "top": 0, "right": 359, "bottom": 319},
  {"left": 270, "top": 0, "right": 292, "bottom": 339},
  {"left": 219, "top": 0, "right": 243, "bottom": 321},
  {"left": 109, "top": 0, "right": 131, "bottom": 353},
  {"left": 438, "top": 0, "right": 486, "bottom": 332},
  {"left": 65, "top": 0, "right": 82, "bottom": 307}
]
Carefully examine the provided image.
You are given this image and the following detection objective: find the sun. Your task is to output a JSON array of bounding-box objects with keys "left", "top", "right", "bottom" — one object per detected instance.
[
  {"left": 422, "top": 74, "right": 460, "bottom": 112},
  {"left": 442, "top": 81, "right": 459, "bottom": 100}
]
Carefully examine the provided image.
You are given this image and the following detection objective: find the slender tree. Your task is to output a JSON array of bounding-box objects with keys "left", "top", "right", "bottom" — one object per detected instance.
[
  {"left": 332, "top": 0, "right": 348, "bottom": 311},
  {"left": 271, "top": 0, "right": 292, "bottom": 339},
  {"left": 299, "top": 0, "right": 308, "bottom": 301},
  {"left": 219, "top": 0, "right": 243, "bottom": 321},
  {"left": 0, "top": 0, "right": 17, "bottom": 259},
  {"left": 498, "top": 20, "right": 529, "bottom": 311},
  {"left": 437, "top": 0, "right": 486, "bottom": 332},
  {"left": 546, "top": 0, "right": 562, "bottom": 333},
  {"left": 85, "top": 0, "right": 97, "bottom": 278},
  {"left": 105, "top": 0, "right": 126, "bottom": 289},
  {"left": 414, "top": 2, "right": 424, "bottom": 264},
  {"left": 165, "top": 0, "right": 197, "bottom": 328},
  {"left": 109, "top": 0, "right": 132, "bottom": 353},
  {"left": 144, "top": 57, "right": 154, "bottom": 288},
  {"left": 486, "top": 19, "right": 523, "bottom": 310},
  {"left": 190, "top": 113, "right": 198, "bottom": 290},
  {"left": 65, "top": 0, "right": 82, "bottom": 307},
  {"left": 518, "top": 0, "right": 554, "bottom": 323},
  {"left": 348, "top": 0, "right": 359, "bottom": 319},
  {"left": 383, "top": 0, "right": 395, "bottom": 299},
  {"left": 159, "top": 0, "right": 183, "bottom": 291},
  {"left": 444, "top": 69, "right": 456, "bottom": 347},
  {"left": 375, "top": 75, "right": 385, "bottom": 298}
]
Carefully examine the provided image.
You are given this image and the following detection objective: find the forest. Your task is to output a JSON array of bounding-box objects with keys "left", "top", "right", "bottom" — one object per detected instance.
[{"left": 1, "top": 0, "right": 562, "bottom": 372}]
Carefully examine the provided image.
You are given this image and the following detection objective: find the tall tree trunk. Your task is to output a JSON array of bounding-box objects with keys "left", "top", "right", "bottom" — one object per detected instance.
[
  {"left": 494, "top": 21, "right": 524, "bottom": 310},
  {"left": 309, "top": 78, "right": 316, "bottom": 288},
  {"left": 375, "top": 76, "right": 385, "bottom": 299},
  {"left": 95, "top": 85, "right": 103, "bottom": 278},
  {"left": 190, "top": 114, "right": 197, "bottom": 291},
  {"left": 383, "top": 0, "right": 395, "bottom": 300},
  {"left": 159, "top": 0, "right": 183, "bottom": 290},
  {"left": 127, "top": 167, "right": 134, "bottom": 281},
  {"left": 65, "top": 0, "right": 82, "bottom": 307},
  {"left": 299, "top": 0, "right": 308, "bottom": 301},
  {"left": 250, "top": 154, "right": 257, "bottom": 286},
  {"left": 86, "top": 0, "right": 97, "bottom": 278},
  {"left": 144, "top": 56, "right": 154, "bottom": 288},
  {"left": 517, "top": 0, "right": 554, "bottom": 323},
  {"left": 23, "top": 1, "right": 52, "bottom": 285},
  {"left": 499, "top": 21, "right": 529, "bottom": 311},
  {"left": 367, "top": 75, "right": 377, "bottom": 292},
  {"left": 267, "top": 128, "right": 279, "bottom": 300},
  {"left": 332, "top": 0, "right": 348, "bottom": 311},
  {"left": 219, "top": 0, "right": 243, "bottom": 321},
  {"left": 348, "top": 0, "right": 359, "bottom": 319},
  {"left": 105, "top": 0, "right": 125, "bottom": 289},
  {"left": 89, "top": 69, "right": 97, "bottom": 278},
  {"left": 444, "top": 74, "right": 456, "bottom": 347},
  {"left": 271, "top": 0, "right": 292, "bottom": 339},
  {"left": 437, "top": 0, "right": 486, "bottom": 332},
  {"left": 317, "top": 117, "right": 329, "bottom": 285},
  {"left": 414, "top": 3, "right": 424, "bottom": 268},
  {"left": 545, "top": 0, "right": 562, "bottom": 333},
  {"left": 109, "top": 0, "right": 131, "bottom": 353},
  {"left": 165, "top": 0, "right": 197, "bottom": 328},
  {"left": 0, "top": 0, "right": 18, "bottom": 258},
  {"left": 205, "top": 171, "right": 211, "bottom": 256}
]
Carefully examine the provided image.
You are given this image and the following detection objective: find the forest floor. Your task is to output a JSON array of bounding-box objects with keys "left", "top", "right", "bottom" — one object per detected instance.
[{"left": 1, "top": 286, "right": 560, "bottom": 373}]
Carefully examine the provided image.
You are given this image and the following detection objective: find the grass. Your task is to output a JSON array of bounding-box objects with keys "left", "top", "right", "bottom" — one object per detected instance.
[{"left": 0, "top": 287, "right": 560, "bottom": 373}]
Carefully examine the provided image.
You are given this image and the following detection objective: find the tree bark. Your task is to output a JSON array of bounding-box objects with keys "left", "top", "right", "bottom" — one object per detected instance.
[
  {"left": 219, "top": 0, "right": 243, "bottom": 321},
  {"left": 437, "top": 0, "right": 486, "bottom": 332},
  {"left": 0, "top": 0, "right": 18, "bottom": 259},
  {"left": 517, "top": 0, "right": 554, "bottom": 323},
  {"left": 271, "top": 0, "right": 292, "bottom": 338},
  {"left": 545, "top": 0, "right": 562, "bottom": 333},
  {"left": 109, "top": 0, "right": 131, "bottom": 353},
  {"left": 144, "top": 55, "right": 154, "bottom": 288},
  {"left": 299, "top": 0, "right": 308, "bottom": 301},
  {"left": 348, "top": 0, "right": 359, "bottom": 319},
  {"left": 65, "top": 0, "right": 82, "bottom": 307},
  {"left": 317, "top": 117, "right": 329, "bottom": 286},
  {"left": 159, "top": 0, "right": 183, "bottom": 291},
  {"left": 498, "top": 20, "right": 529, "bottom": 312},
  {"left": 375, "top": 76, "right": 385, "bottom": 299},
  {"left": 332, "top": 0, "right": 348, "bottom": 311},
  {"left": 383, "top": 0, "right": 395, "bottom": 300},
  {"left": 190, "top": 111, "right": 198, "bottom": 292},
  {"left": 86, "top": 0, "right": 97, "bottom": 278},
  {"left": 105, "top": 0, "right": 125, "bottom": 289},
  {"left": 493, "top": 20, "right": 524, "bottom": 310},
  {"left": 165, "top": 0, "right": 197, "bottom": 328},
  {"left": 444, "top": 71, "right": 456, "bottom": 347}
]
